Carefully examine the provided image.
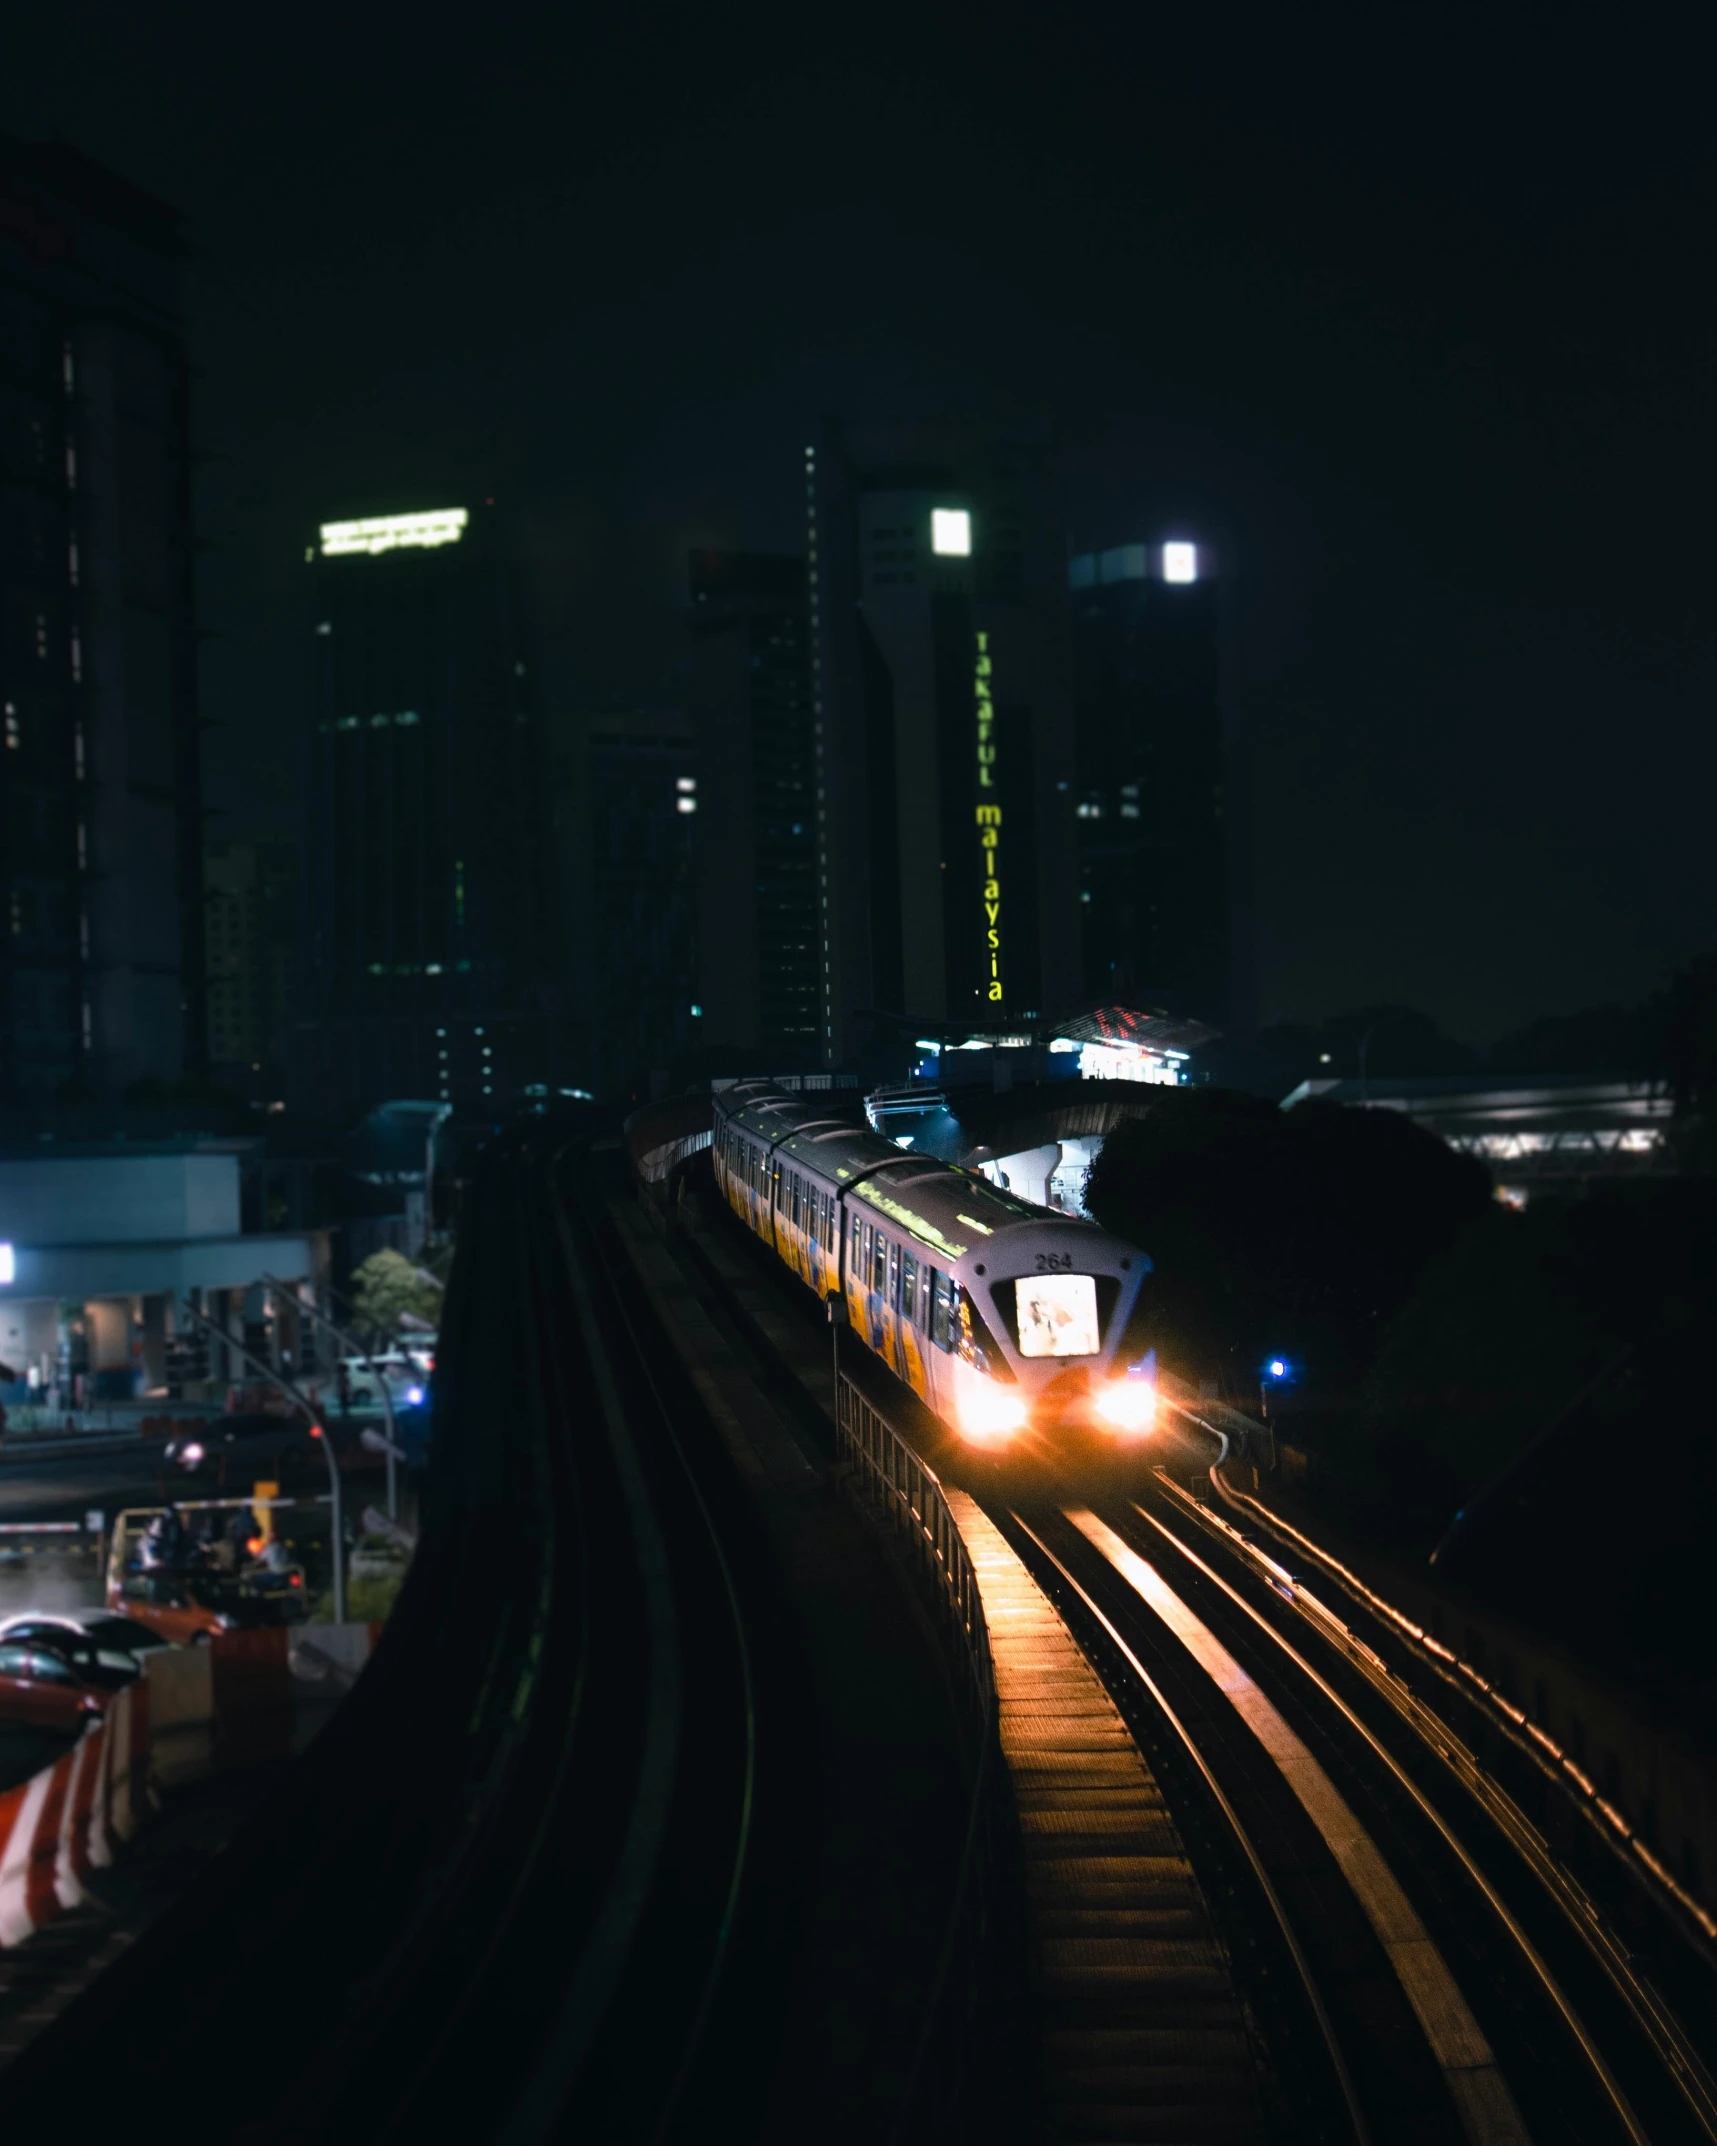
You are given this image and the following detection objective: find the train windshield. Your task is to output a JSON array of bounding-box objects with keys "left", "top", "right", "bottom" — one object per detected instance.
[{"left": 1010, "top": 1273, "right": 1103, "bottom": 1358}]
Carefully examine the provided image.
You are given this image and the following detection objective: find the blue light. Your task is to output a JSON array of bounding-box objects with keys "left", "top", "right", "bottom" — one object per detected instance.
[
  {"left": 1267, "top": 1359, "right": 1287, "bottom": 1379},
  {"left": 405, "top": 1385, "right": 425, "bottom": 1407}
]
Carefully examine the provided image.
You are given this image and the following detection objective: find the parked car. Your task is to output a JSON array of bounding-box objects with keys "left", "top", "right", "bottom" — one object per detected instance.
[
  {"left": 0, "top": 1640, "right": 129, "bottom": 1729},
  {"left": 0, "top": 1610, "right": 173, "bottom": 1671}
]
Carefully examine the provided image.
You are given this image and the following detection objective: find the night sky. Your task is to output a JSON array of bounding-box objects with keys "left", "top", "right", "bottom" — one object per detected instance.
[{"left": 8, "top": 5, "right": 1712, "bottom": 1043}]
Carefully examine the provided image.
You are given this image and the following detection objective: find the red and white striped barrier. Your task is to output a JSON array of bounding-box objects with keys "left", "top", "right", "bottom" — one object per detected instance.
[
  {"left": 0, "top": 1621, "right": 378, "bottom": 1951},
  {"left": 0, "top": 1681, "right": 150, "bottom": 1947}
]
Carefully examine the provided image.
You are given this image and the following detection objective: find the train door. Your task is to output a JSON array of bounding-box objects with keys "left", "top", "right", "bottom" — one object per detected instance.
[
  {"left": 900, "top": 1249, "right": 925, "bottom": 1396},
  {"left": 886, "top": 1239, "right": 904, "bottom": 1376}
]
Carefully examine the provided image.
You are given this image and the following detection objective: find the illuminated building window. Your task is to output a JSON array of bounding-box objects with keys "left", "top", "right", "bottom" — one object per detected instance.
[
  {"left": 931, "top": 508, "right": 972, "bottom": 557},
  {"left": 677, "top": 797, "right": 697, "bottom": 813},
  {"left": 1163, "top": 541, "right": 1199, "bottom": 584}
]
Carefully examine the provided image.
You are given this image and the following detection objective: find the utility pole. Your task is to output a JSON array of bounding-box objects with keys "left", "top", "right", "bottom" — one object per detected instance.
[
  {"left": 263, "top": 1275, "right": 401, "bottom": 1522},
  {"left": 176, "top": 1297, "right": 346, "bottom": 1623}
]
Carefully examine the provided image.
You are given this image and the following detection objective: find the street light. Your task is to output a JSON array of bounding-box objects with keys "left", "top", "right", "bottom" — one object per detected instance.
[
  {"left": 176, "top": 1296, "right": 346, "bottom": 1622},
  {"left": 262, "top": 1275, "right": 401, "bottom": 1523}
]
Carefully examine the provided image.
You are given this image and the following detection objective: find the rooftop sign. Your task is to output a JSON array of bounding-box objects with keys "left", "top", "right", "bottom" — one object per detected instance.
[{"left": 319, "top": 509, "right": 469, "bottom": 558}]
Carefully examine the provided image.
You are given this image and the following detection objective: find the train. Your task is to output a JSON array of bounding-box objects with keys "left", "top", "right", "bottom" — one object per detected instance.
[{"left": 711, "top": 1080, "right": 1158, "bottom": 1450}]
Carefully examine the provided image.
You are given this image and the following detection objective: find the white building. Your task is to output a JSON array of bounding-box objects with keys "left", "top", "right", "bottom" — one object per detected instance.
[{"left": 0, "top": 1139, "right": 323, "bottom": 1405}]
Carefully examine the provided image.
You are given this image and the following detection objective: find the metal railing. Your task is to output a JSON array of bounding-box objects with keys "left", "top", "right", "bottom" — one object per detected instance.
[
  {"left": 835, "top": 1376, "right": 992, "bottom": 1719},
  {"left": 835, "top": 1373, "right": 1021, "bottom": 2143}
]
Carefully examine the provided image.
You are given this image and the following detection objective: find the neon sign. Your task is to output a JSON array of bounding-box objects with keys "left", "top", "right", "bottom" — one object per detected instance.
[
  {"left": 975, "top": 631, "right": 1002, "bottom": 1003},
  {"left": 319, "top": 509, "right": 469, "bottom": 558}
]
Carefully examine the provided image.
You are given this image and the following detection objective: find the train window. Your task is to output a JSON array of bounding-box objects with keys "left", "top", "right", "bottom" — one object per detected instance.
[
  {"left": 993, "top": 1274, "right": 1122, "bottom": 1357},
  {"left": 887, "top": 1239, "right": 901, "bottom": 1307},
  {"left": 873, "top": 1230, "right": 888, "bottom": 1294},
  {"left": 852, "top": 1212, "right": 863, "bottom": 1265},
  {"left": 930, "top": 1270, "right": 952, "bottom": 1350},
  {"left": 956, "top": 1288, "right": 1016, "bottom": 1379},
  {"left": 1009, "top": 1274, "right": 1101, "bottom": 1357},
  {"left": 901, "top": 1249, "right": 917, "bottom": 1322}
]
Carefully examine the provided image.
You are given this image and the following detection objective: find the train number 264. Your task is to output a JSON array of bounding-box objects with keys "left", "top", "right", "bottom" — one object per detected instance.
[{"left": 1033, "top": 1252, "right": 1075, "bottom": 1273}]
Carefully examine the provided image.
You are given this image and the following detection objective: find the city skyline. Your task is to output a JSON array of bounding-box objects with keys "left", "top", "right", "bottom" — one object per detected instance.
[{"left": 5, "top": 13, "right": 1712, "bottom": 1052}]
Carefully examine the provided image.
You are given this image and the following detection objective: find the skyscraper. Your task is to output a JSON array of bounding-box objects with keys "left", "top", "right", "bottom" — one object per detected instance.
[
  {"left": 581, "top": 708, "right": 700, "bottom": 1098},
  {"left": 809, "top": 422, "right": 1079, "bottom": 1065},
  {"left": 205, "top": 839, "right": 293, "bottom": 1091},
  {"left": 1068, "top": 541, "right": 1249, "bottom": 1032},
  {"left": 685, "top": 549, "right": 818, "bottom": 1064},
  {"left": 0, "top": 140, "right": 205, "bottom": 1101},
  {"left": 298, "top": 504, "right": 564, "bottom": 1118}
]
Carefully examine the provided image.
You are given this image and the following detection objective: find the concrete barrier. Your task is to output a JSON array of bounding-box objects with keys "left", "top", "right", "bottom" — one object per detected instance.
[
  {"left": 0, "top": 1622, "right": 378, "bottom": 1952},
  {"left": 0, "top": 1681, "right": 150, "bottom": 1947}
]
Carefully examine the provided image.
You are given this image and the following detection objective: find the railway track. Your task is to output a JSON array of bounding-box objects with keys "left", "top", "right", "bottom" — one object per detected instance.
[
  {"left": 967, "top": 1455, "right": 1717, "bottom": 2146},
  {"left": 0, "top": 1121, "right": 769, "bottom": 2142},
  {"left": 668, "top": 1164, "right": 1717, "bottom": 2145}
]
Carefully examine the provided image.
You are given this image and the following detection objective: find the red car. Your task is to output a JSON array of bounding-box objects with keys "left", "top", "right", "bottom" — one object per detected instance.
[{"left": 0, "top": 1639, "right": 126, "bottom": 1730}]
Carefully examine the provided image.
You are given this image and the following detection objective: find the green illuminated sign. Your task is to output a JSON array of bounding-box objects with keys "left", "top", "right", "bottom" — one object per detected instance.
[{"left": 975, "top": 632, "right": 1001, "bottom": 1003}]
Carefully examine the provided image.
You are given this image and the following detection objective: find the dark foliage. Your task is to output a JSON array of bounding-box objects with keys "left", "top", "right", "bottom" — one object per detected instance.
[
  {"left": 1640, "top": 951, "right": 1717, "bottom": 1172},
  {"left": 1199, "top": 1005, "right": 1480, "bottom": 1100},
  {"left": 1083, "top": 1086, "right": 1491, "bottom": 1404},
  {"left": 1486, "top": 1003, "right": 1642, "bottom": 1075}
]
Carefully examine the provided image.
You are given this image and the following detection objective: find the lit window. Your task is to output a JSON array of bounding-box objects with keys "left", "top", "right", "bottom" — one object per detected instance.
[
  {"left": 931, "top": 508, "right": 971, "bottom": 556},
  {"left": 690, "top": 1003, "right": 703, "bottom": 1017},
  {"left": 1163, "top": 542, "right": 1198, "bottom": 584},
  {"left": 677, "top": 797, "right": 697, "bottom": 813},
  {"left": 675, "top": 776, "right": 696, "bottom": 792}
]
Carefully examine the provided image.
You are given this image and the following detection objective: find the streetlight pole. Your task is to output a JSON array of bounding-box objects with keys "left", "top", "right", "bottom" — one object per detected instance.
[
  {"left": 262, "top": 1275, "right": 400, "bottom": 1522},
  {"left": 423, "top": 1103, "right": 452, "bottom": 1247},
  {"left": 176, "top": 1297, "right": 346, "bottom": 1623}
]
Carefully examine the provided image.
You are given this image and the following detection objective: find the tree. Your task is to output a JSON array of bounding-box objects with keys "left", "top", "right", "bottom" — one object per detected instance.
[
  {"left": 1084, "top": 1087, "right": 1490, "bottom": 1401},
  {"left": 349, "top": 1250, "right": 443, "bottom": 1342},
  {"left": 1640, "top": 951, "right": 1717, "bottom": 1172}
]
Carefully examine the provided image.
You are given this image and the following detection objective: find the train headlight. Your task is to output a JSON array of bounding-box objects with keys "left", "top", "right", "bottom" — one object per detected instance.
[
  {"left": 960, "top": 1387, "right": 1028, "bottom": 1441},
  {"left": 1095, "top": 1381, "right": 1156, "bottom": 1435}
]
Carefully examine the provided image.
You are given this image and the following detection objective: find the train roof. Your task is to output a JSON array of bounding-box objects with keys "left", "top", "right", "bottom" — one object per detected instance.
[{"left": 715, "top": 1080, "right": 1100, "bottom": 1267}]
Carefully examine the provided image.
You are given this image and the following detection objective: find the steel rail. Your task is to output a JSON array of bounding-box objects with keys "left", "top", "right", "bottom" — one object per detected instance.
[
  {"left": 1112, "top": 1488, "right": 1651, "bottom": 2146},
  {"left": 1150, "top": 1460, "right": 1717, "bottom": 2144},
  {"left": 1006, "top": 1505, "right": 1371, "bottom": 2146},
  {"left": 544, "top": 1149, "right": 759, "bottom": 2138}
]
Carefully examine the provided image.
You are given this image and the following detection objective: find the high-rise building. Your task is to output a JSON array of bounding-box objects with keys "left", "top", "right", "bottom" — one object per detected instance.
[
  {"left": 685, "top": 549, "right": 818, "bottom": 1064},
  {"left": 808, "top": 422, "right": 1080, "bottom": 1065},
  {"left": 581, "top": 709, "right": 700, "bottom": 1098},
  {"left": 205, "top": 839, "right": 293, "bottom": 1089},
  {"left": 298, "top": 504, "right": 564, "bottom": 1118},
  {"left": 1068, "top": 541, "right": 1250, "bottom": 1032},
  {"left": 0, "top": 140, "right": 205, "bottom": 1101}
]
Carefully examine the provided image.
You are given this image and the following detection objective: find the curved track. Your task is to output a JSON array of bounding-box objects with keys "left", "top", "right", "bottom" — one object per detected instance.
[
  {"left": 972, "top": 1445, "right": 1717, "bottom": 2146},
  {"left": 0, "top": 1122, "right": 770, "bottom": 2141},
  {"left": 676, "top": 1163, "right": 1717, "bottom": 2145}
]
